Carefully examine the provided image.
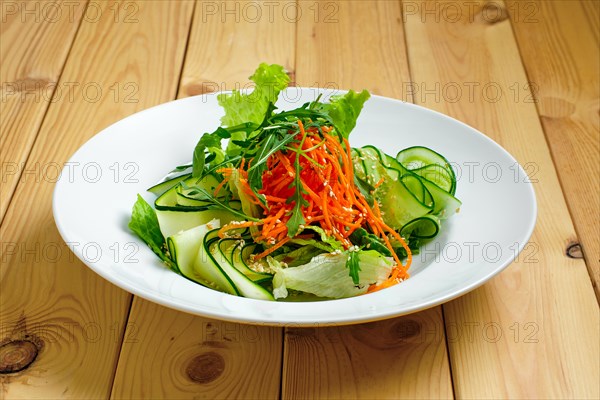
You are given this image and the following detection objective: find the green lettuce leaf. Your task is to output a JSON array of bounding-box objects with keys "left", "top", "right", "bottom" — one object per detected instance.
[
  {"left": 217, "top": 63, "right": 290, "bottom": 155},
  {"left": 129, "top": 195, "right": 177, "bottom": 272},
  {"left": 316, "top": 89, "right": 370, "bottom": 138},
  {"left": 192, "top": 127, "right": 229, "bottom": 177},
  {"left": 192, "top": 123, "right": 257, "bottom": 178},
  {"left": 301, "top": 225, "right": 344, "bottom": 251},
  {"left": 226, "top": 168, "right": 263, "bottom": 236},
  {"left": 273, "top": 244, "right": 325, "bottom": 268},
  {"left": 271, "top": 250, "right": 392, "bottom": 299}
]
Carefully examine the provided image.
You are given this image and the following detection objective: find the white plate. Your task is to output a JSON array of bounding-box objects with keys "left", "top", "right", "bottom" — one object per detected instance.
[{"left": 53, "top": 88, "right": 536, "bottom": 326}]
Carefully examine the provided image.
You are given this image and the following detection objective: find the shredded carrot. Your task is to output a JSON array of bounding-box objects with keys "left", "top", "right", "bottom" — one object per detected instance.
[
  {"left": 218, "top": 220, "right": 261, "bottom": 239},
  {"left": 216, "top": 119, "right": 412, "bottom": 287},
  {"left": 264, "top": 195, "right": 288, "bottom": 203},
  {"left": 254, "top": 237, "right": 290, "bottom": 259},
  {"left": 213, "top": 175, "right": 229, "bottom": 197}
]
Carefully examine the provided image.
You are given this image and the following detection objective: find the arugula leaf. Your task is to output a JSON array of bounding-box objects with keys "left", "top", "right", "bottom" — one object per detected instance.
[
  {"left": 286, "top": 193, "right": 308, "bottom": 237},
  {"left": 286, "top": 126, "right": 310, "bottom": 237},
  {"left": 128, "top": 195, "right": 177, "bottom": 272},
  {"left": 349, "top": 228, "right": 391, "bottom": 256},
  {"left": 180, "top": 182, "right": 258, "bottom": 222},
  {"left": 346, "top": 250, "right": 362, "bottom": 285},
  {"left": 247, "top": 132, "right": 297, "bottom": 190},
  {"left": 316, "top": 89, "right": 370, "bottom": 138},
  {"left": 269, "top": 105, "right": 329, "bottom": 123}
]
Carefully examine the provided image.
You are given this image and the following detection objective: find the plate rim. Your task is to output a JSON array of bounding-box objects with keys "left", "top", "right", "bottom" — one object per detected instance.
[{"left": 53, "top": 88, "right": 538, "bottom": 326}]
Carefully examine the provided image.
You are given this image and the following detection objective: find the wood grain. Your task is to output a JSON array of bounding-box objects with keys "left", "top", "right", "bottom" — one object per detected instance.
[
  {"left": 283, "top": 2, "right": 453, "bottom": 399},
  {"left": 508, "top": 0, "right": 600, "bottom": 300},
  {"left": 0, "top": 1, "right": 193, "bottom": 398},
  {"left": 283, "top": 310, "right": 452, "bottom": 400},
  {"left": 0, "top": 0, "right": 87, "bottom": 223},
  {"left": 179, "top": 0, "right": 295, "bottom": 97},
  {"left": 110, "top": 1, "right": 295, "bottom": 398},
  {"left": 294, "top": 0, "right": 411, "bottom": 99},
  {"left": 403, "top": 1, "right": 599, "bottom": 398},
  {"left": 111, "top": 299, "right": 283, "bottom": 400}
]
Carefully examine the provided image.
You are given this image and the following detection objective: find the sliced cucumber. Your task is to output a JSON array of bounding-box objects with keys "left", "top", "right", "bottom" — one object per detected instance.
[
  {"left": 419, "top": 177, "right": 462, "bottom": 219},
  {"left": 358, "top": 145, "right": 461, "bottom": 224},
  {"left": 155, "top": 175, "right": 220, "bottom": 211},
  {"left": 357, "top": 146, "right": 384, "bottom": 186},
  {"left": 233, "top": 243, "right": 272, "bottom": 283},
  {"left": 400, "top": 215, "right": 440, "bottom": 239},
  {"left": 411, "top": 164, "right": 455, "bottom": 194},
  {"left": 191, "top": 227, "right": 239, "bottom": 295},
  {"left": 167, "top": 221, "right": 217, "bottom": 287},
  {"left": 176, "top": 191, "right": 211, "bottom": 208},
  {"left": 147, "top": 173, "right": 191, "bottom": 196},
  {"left": 351, "top": 148, "right": 369, "bottom": 182},
  {"left": 378, "top": 175, "right": 433, "bottom": 229},
  {"left": 357, "top": 146, "right": 433, "bottom": 228},
  {"left": 217, "top": 238, "right": 238, "bottom": 265},
  {"left": 400, "top": 174, "right": 433, "bottom": 207},
  {"left": 157, "top": 208, "right": 238, "bottom": 238},
  {"left": 208, "top": 238, "right": 274, "bottom": 300},
  {"left": 396, "top": 146, "right": 457, "bottom": 195}
]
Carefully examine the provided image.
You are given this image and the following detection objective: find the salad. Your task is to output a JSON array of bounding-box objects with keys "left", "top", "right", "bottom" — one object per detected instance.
[{"left": 129, "top": 63, "right": 461, "bottom": 301}]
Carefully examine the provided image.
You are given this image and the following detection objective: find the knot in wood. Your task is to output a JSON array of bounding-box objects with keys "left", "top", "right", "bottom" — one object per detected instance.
[
  {"left": 566, "top": 243, "right": 583, "bottom": 259},
  {"left": 392, "top": 319, "right": 421, "bottom": 340},
  {"left": 0, "top": 340, "right": 39, "bottom": 374},
  {"left": 186, "top": 351, "right": 225, "bottom": 384}
]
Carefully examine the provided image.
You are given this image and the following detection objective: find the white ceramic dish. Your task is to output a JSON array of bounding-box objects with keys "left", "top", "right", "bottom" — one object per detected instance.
[{"left": 53, "top": 88, "right": 536, "bottom": 326}]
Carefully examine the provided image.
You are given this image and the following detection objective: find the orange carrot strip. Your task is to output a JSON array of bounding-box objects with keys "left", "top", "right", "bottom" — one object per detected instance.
[
  {"left": 213, "top": 176, "right": 229, "bottom": 197},
  {"left": 266, "top": 224, "right": 288, "bottom": 238},
  {"left": 218, "top": 221, "right": 261, "bottom": 239},
  {"left": 254, "top": 237, "right": 291, "bottom": 259},
  {"left": 264, "top": 195, "right": 288, "bottom": 203}
]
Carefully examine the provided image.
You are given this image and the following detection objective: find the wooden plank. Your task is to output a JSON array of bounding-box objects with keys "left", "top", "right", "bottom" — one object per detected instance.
[
  {"left": 0, "top": 0, "right": 87, "bottom": 223},
  {"left": 111, "top": 299, "right": 283, "bottom": 399},
  {"left": 283, "top": 309, "right": 452, "bottom": 400},
  {"left": 283, "top": 2, "right": 453, "bottom": 399},
  {"left": 403, "top": 1, "right": 599, "bottom": 398},
  {"left": 0, "top": 1, "right": 194, "bottom": 398},
  {"left": 508, "top": 0, "right": 600, "bottom": 299},
  {"left": 110, "top": 1, "right": 294, "bottom": 398},
  {"left": 178, "top": 0, "right": 295, "bottom": 96}
]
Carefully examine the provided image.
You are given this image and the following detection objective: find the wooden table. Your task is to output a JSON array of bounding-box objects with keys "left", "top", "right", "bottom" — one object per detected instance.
[{"left": 1, "top": 1, "right": 598, "bottom": 398}]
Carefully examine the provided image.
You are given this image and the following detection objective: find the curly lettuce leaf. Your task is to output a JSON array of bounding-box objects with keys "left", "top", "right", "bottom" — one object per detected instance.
[
  {"left": 316, "top": 89, "right": 370, "bottom": 138},
  {"left": 271, "top": 250, "right": 392, "bottom": 299},
  {"left": 217, "top": 63, "right": 290, "bottom": 156},
  {"left": 218, "top": 63, "right": 289, "bottom": 126}
]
